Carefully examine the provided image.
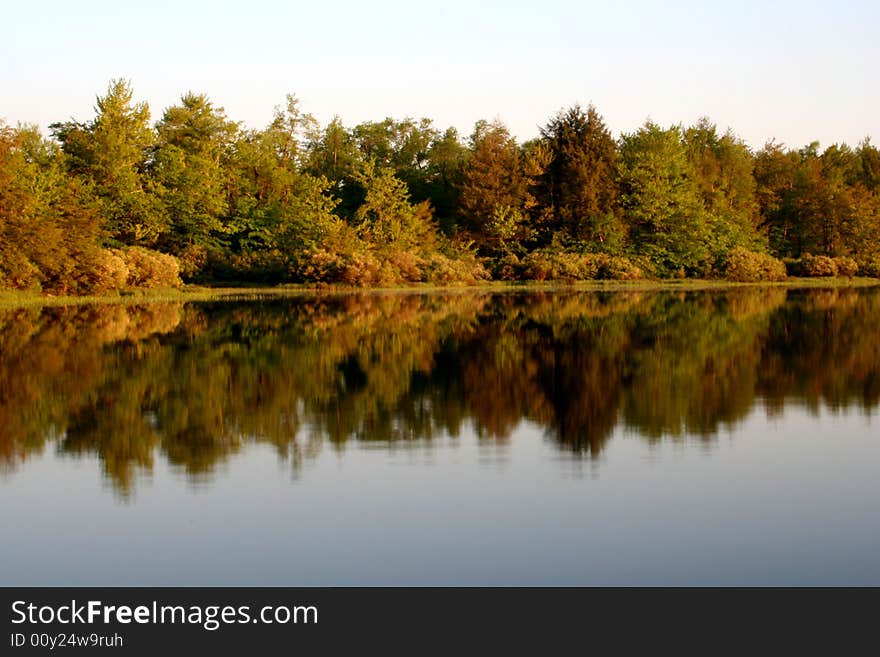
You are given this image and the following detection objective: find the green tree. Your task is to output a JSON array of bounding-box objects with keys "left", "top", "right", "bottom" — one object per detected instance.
[
  {"left": 683, "top": 118, "right": 765, "bottom": 258},
  {"left": 753, "top": 141, "right": 800, "bottom": 256},
  {"left": 305, "top": 116, "right": 364, "bottom": 217},
  {"left": 351, "top": 117, "right": 438, "bottom": 205},
  {"left": 618, "top": 122, "right": 712, "bottom": 275},
  {"left": 768, "top": 142, "right": 861, "bottom": 258},
  {"left": 51, "top": 79, "right": 164, "bottom": 245},
  {"left": 422, "top": 127, "right": 467, "bottom": 230},
  {"left": 225, "top": 96, "right": 320, "bottom": 248},
  {"left": 353, "top": 162, "right": 437, "bottom": 251},
  {"left": 151, "top": 93, "right": 238, "bottom": 271},
  {"left": 856, "top": 138, "right": 880, "bottom": 192}
]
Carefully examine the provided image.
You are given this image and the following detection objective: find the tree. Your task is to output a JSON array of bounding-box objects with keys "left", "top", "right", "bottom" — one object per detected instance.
[
  {"left": 0, "top": 123, "right": 104, "bottom": 293},
  {"left": 536, "top": 104, "right": 620, "bottom": 248},
  {"left": 422, "top": 127, "right": 467, "bottom": 230},
  {"left": 51, "top": 79, "right": 164, "bottom": 245},
  {"left": 305, "top": 116, "right": 364, "bottom": 218},
  {"left": 458, "top": 120, "right": 530, "bottom": 240},
  {"left": 753, "top": 141, "right": 800, "bottom": 256},
  {"left": 353, "top": 162, "right": 437, "bottom": 251},
  {"left": 618, "top": 122, "right": 711, "bottom": 275},
  {"left": 225, "top": 96, "right": 320, "bottom": 249},
  {"left": 857, "top": 138, "right": 880, "bottom": 192},
  {"left": 151, "top": 92, "right": 238, "bottom": 270},
  {"left": 683, "top": 118, "right": 765, "bottom": 258}
]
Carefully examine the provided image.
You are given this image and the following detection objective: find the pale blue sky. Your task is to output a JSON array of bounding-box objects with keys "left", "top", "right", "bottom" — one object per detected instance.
[{"left": 2, "top": 0, "right": 877, "bottom": 149}]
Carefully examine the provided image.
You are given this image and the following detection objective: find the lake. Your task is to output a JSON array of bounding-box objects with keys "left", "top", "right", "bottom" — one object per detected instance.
[{"left": 1, "top": 287, "right": 878, "bottom": 585}]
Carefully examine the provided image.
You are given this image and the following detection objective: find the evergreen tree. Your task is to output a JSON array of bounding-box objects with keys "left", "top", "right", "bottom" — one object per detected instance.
[
  {"left": 458, "top": 120, "right": 529, "bottom": 239},
  {"left": 536, "top": 104, "right": 620, "bottom": 249},
  {"left": 51, "top": 79, "right": 163, "bottom": 245}
]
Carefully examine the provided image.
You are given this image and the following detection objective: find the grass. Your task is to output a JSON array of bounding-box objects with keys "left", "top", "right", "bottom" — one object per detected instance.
[{"left": 1, "top": 276, "right": 878, "bottom": 309}]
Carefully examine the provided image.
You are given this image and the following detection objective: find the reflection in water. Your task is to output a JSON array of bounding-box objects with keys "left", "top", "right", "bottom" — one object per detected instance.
[{"left": 1, "top": 287, "right": 878, "bottom": 495}]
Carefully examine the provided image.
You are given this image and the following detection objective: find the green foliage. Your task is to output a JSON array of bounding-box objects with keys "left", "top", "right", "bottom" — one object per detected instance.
[
  {"left": 353, "top": 162, "right": 438, "bottom": 251},
  {"left": 857, "top": 138, "right": 880, "bottom": 192},
  {"left": 618, "top": 122, "right": 713, "bottom": 275},
  {"left": 152, "top": 92, "right": 238, "bottom": 261},
  {"left": 753, "top": 141, "right": 800, "bottom": 255},
  {"left": 423, "top": 127, "right": 467, "bottom": 225},
  {"left": 755, "top": 140, "right": 880, "bottom": 264},
  {"left": 684, "top": 118, "right": 766, "bottom": 261},
  {"left": 51, "top": 79, "right": 165, "bottom": 246},
  {"left": 486, "top": 204, "right": 535, "bottom": 256},
  {"left": 723, "top": 248, "right": 787, "bottom": 282},
  {"left": 304, "top": 116, "right": 363, "bottom": 216}
]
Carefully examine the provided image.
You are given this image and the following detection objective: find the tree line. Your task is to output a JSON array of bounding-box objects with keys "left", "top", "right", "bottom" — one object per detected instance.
[{"left": 2, "top": 79, "right": 879, "bottom": 294}]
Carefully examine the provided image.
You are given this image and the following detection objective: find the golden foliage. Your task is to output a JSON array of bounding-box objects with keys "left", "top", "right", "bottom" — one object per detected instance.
[{"left": 723, "top": 247, "right": 787, "bottom": 282}]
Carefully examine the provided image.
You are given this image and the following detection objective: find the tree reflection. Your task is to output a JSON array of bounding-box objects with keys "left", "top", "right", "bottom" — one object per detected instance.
[{"left": 0, "top": 287, "right": 878, "bottom": 494}]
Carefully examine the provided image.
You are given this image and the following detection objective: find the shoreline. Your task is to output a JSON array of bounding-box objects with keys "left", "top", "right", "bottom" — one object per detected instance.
[{"left": 1, "top": 277, "right": 879, "bottom": 309}]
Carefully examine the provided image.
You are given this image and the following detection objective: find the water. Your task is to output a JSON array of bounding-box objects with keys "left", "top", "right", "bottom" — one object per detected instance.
[{"left": 1, "top": 287, "right": 878, "bottom": 585}]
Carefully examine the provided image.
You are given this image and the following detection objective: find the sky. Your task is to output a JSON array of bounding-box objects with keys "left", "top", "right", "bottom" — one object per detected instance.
[{"left": 1, "top": 0, "right": 877, "bottom": 149}]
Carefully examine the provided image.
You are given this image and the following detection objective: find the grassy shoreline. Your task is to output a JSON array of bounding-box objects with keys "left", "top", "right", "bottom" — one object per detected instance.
[{"left": 1, "top": 277, "right": 879, "bottom": 309}]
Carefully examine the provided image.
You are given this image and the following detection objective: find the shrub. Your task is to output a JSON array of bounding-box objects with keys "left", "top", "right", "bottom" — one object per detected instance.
[
  {"left": 424, "top": 254, "right": 490, "bottom": 285},
  {"left": 176, "top": 244, "right": 208, "bottom": 279},
  {"left": 492, "top": 254, "right": 522, "bottom": 281},
  {"left": 599, "top": 256, "right": 645, "bottom": 280},
  {"left": 86, "top": 249, "right": 130, "bottom": 294},
  {"left": 0, "top": 255, "right": 43, "bottom": 292},
  {"left": 856, "top": 256, "right": 880, "bottom": 278},
  {"left": 806, "top": 255, "right": 838, "bottom": 277},
  {"left": 520, "top": 251, "right": 553, "bottom": 281},
  {"left": 723, "top": 248, "right": 787, "bottom": 282},
  {"left": 289, "top": 246, "right": 488, "bottom": 287},
  {"left": 786, "top": 254, "right": 838, "bottom": 277},
  {"left": 832, "top": 256, "right": 858, "bottom": 278},
  {"left": 521, "top": 250, "right": 609, "bottom": 281},
  {"left": 340, "top": 252, "right": 383, "bottom": 286},
  {"left": 385, "top": 250, "right": 426, "bottom": 283},
  {"left": 292, "top": 248, "right": 345, "bottom": 283},
  {"left": 518, "top": 251, "right": 646, "bottom": 282},
  {"left": 114, "top": 248, "right": 182, "bottom": 289}
]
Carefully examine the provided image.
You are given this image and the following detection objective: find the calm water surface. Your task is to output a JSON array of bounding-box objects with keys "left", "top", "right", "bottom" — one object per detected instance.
[{"left": 1, "top": 288, "right": 878, "bottom": 585}]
